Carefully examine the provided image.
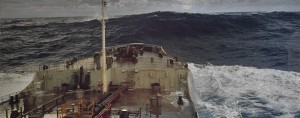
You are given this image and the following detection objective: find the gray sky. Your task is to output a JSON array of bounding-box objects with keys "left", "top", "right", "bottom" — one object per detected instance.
[{"left": 1, "top": 0, "right": 300, "bottom": 18}]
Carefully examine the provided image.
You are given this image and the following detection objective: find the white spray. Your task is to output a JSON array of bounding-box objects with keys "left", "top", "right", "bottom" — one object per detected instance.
[{"left": 188, "top": 63, "right": 300, "bottom": 117}]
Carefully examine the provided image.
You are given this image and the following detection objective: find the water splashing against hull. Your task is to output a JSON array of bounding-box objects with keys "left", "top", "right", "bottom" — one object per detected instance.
[{"left": 188, "top": 63, "right": 300, "bottom": 117}]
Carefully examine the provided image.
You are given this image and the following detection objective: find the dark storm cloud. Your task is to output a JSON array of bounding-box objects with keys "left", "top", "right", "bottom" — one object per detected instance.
[
  {"left": 0, "top": 0, "right": 99, "bottom": 18},
  {"left": 0, "top": 0, "right": 300, "bottom": 18}
]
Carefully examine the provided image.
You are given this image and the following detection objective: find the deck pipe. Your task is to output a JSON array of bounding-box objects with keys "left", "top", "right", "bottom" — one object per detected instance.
[{"left": 79, "top": 66, "right": 84, "bottom": 89}]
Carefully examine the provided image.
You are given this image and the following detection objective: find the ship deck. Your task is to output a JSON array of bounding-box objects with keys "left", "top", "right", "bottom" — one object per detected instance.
[
  {"left": 42, "top": 89, "right": 194, "bottom": 118},
  {"left": 0, "top": 44, "right": 193, "bottom": 118},
  {"left": 110, "top": 89, "right": 194, "bottom": 118}
]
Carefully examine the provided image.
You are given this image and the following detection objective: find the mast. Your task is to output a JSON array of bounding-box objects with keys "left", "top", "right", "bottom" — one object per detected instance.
[{"left": 101, "top": 0, "right": 108, "bottom": 93}]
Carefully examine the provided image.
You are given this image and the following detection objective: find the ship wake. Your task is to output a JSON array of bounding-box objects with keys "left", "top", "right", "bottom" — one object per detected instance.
[{"left": 188, "top": 63, "right": 300, "bottom": 118}]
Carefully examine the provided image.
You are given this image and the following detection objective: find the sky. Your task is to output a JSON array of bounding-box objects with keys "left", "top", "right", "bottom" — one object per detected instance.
[{"left": 0, "top": 0, "right": 300, "bottom": 18}]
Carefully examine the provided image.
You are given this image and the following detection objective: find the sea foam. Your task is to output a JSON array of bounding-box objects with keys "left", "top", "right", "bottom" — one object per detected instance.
[{"left": 188, "top": 63, "right": 300, "bottom": 117}]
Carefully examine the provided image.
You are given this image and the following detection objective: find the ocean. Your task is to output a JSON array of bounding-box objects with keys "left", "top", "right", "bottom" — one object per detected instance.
[{"left": 0, "top": 11, "right": 300, "bottom": 117}]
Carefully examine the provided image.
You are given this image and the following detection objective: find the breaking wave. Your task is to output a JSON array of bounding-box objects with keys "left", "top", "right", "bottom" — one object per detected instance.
[{"left": 188, "top": 63, "right": 300, "bottom": 117}]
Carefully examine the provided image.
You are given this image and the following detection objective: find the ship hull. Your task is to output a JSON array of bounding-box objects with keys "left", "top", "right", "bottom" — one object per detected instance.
[{"left": 1, "top": 43, "right": 196, "bottom": 118}]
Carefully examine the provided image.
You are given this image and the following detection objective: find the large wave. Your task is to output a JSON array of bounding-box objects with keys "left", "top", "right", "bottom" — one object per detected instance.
[
  {"left": 1, "top": 11, "right": 300, "bottom": 72},
  {"left": 188, "top": 63, "right": 300, "bottom": 117}
]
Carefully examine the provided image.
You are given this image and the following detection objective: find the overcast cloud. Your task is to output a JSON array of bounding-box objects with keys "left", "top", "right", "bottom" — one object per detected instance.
[{"left": 0, "top": 0, "right": 300, "bottom": 18}]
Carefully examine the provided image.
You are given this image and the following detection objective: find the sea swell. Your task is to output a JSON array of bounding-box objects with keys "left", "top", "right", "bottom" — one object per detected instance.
[
  {"left": 1, "top": 11, "right": 300, "bottom": 72},
  {"left": 1, "top": 11, "right": 300, "bottom": 118}
]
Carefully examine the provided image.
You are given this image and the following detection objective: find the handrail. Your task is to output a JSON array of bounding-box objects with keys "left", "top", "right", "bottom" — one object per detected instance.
[
  {"left": 38, "top": 57, "right": 185, "bottom": 72},
  {"left": 38, "top": 61, "right": 95, "bottom": 71},
  {"left": 20, "top": 94, "right": 64, "bottom": 117},
  {"left": 94, "top": 86, "right": 125, "bottom": 118},
  {"left": 20, "top": 89, "right": 99, "bottom": 118},
  {"left": 164, "top": 50, "right": 185, "bottom": 62},
  {"left": 0, "top": 87, "right": 37, "bottom": 105},
  {"left": 35, "top": 43, "right": 186, "bottom": 72}
]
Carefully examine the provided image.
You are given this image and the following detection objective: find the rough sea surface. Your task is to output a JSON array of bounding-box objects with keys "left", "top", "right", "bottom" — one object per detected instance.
[{"left": 1, "top": 11, "right": 300, "bottom": 117}]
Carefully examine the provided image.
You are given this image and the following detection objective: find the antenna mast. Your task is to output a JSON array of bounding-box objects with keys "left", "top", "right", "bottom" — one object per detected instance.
[{"left": 101, "top": 0, "right": 108, "bottom": 93}]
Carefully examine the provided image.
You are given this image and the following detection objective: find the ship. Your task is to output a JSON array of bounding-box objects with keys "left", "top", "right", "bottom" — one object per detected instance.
[{"left": 0, "top": 0, "right": 196, "bottom": 118}]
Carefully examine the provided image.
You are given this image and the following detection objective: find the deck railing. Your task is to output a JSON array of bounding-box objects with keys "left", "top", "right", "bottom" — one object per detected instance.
[
  {"left": 35, "top": 43, "right": 186, "bottom": 72},
  {"left": 0, "top": 91, "right": 21, "bottom": 104},
  {"left": 37, "top": 57, "right": 185, "bottom": 72},
  {"left": 20, "top": 88, "right": 100, "bottom": 118}
]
